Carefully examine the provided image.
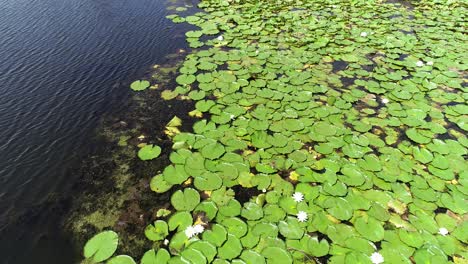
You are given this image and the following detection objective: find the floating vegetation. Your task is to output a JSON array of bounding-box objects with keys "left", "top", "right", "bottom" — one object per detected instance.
[
  {"left": 130, "top": 80, "right": 151, "bottom": 91},
  {"left": 138, "top": 144, "right": 162, "bottom": 161},
  {"left": 84, "top": 0, "right": 467, "bottom": 263},
  {"left": 83, "top": 231, "right": 118, "bottom": 262}
]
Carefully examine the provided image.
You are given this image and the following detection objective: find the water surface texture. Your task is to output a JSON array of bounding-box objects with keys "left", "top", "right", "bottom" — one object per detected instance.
[{"left": 0, "top": 0, "right": 190, "bottom": 262}]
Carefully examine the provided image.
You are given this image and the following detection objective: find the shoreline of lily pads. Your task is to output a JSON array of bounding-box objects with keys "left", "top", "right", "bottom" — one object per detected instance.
[{"left": 82, "top": 0, "right": 467, "bottom": 263}]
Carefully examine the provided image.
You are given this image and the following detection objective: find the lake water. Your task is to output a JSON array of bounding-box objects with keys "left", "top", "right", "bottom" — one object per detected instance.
[{"left": 0, "top": 0, "right": 192, "bottom": 262}]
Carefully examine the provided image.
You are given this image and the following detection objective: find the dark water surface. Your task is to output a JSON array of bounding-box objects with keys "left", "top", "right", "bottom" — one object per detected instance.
[{"left": 0, "top": 0, "right": 191, "bottom": 262}]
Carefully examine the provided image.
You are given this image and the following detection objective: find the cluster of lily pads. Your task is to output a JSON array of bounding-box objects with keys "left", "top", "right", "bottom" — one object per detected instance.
[{"left": 83, "top": 0, "right": 467, "bottom": 263}]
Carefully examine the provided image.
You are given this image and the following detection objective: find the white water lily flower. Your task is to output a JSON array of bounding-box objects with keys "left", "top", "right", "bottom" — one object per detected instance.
[
  {"left": 382, "top": 98, "right": 389, "bottom": 104},
  {"left": 163, "top": 239, "right": 169, "bottom": 245},
  {"left": 297, "top": 211, "right": 308, "bottom": 222},
  {"left": 184, "top": 226, "right": 196, "bottom": 238},
  {"left": 217, "top": 35, "right": 224, "bottom": 41},
  {"left": 360, "top": 32, "right": 368, "bottom": 37},
  {"left": 426, "top": 61, "right": 434, "bottom": 66},
  {"left": 193, "top": 224, "right": 205, "bottom": 235},
  {"left": 439, "top": 227, "right": 449, "bottom": 236},
  {"left": 292, "top": 192, "right": 304, "bottom": 202},
  {"left": 262, "top": 188, "right": 267, "bottom": 193},
  {"left": 416, "top": 61, "right": 424, "bottom": 67},
  {"left": 370, "top": 252, "right": 384, "bottom": 264}
]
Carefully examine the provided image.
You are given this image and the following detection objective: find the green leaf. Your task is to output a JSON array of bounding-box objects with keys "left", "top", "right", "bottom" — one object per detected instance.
[
  {"left": 138, "top": 145, "right": 162, "bottom": 160},
  {"left": 188, "top": 241, "right": 217, "bottom": 263},
  {"left": 312, "top": 122, "right": 337, "bottom": 136},
  {"left": 194, "top": 172, "right": 222, "bottom": 191},
  {"left": 413, "top": 147, "right": 434, "bottom": 164},
  {"left": 130, "top": 80, "right": 150, "bottom": 91},
  {"left": 150, "top": 175, "right": 173, "bottom": 193},
  {"left": 218, "top": 234, "right": 242, "bottom": 260},
  {"left": 354, "top": 215, "right": 385, "bottom": 242},
  {"left": 240, "top": 250, "right": 266, "bottom": 264},
  {"left": 194, "top": 201, "right": 218, "bottom": 220},
  {"left": 342, "top": 143, "right": 369, "bottom": 158},
  {"left": 324, "top": 197, "right": 353, "bottom": 221},
  {"left": 202, "top": 224, "right": 227, "bottom": 247},
  {"left": 398, "top": 230, "right": 423, "bottom": 248},
  {"left": 168, "top": 211, "right": 193, "bottom": 231},
  {"left": 181, "top": 248, "right": 207, "bottom": 264},
  {"left": 169, "top": 232, "right": 189, "bottom": 254},
  {"left": 141, "top": 249, "right": 170, "bottom": 264},
  {"left": 261, "top": 247, "right": 292, "bottom": 264},
  {"left": 163, "top": 165, "right": 190, "bottom": 185},
  {"left": 107, "top": 255, "right": 136, "bottom": 264},
  {"left": 241, "top": 202, "right": 263, "bottom": 220},
  {"left": 339, "top": 164, "right": 366, "bottom": 186},
  {"left": 221, "top": 217, "right": 248, "bottom": 238},
  {"left": 278, "top": 217, "right": 304, "bottom": 239},
  {"left": 406, "top": 128, "right": 431, "bottom": 144},
  {"left": 201, "top": 142, "right": 225, "bottom": 160},
  {"left": 145, "top": 220, "right": 169, "bottom": 241},
  {"left": 307, "top": 236, "right": 330, "bottom": 257},
  {"left": 176, "top": 74, "right": 196, "bottom": 85},
  {"left": 83, "top": 231, "right": 119, "bottom": 262},
  {"left": 171, "top": 188, "right": 200, "bottom": 211}
]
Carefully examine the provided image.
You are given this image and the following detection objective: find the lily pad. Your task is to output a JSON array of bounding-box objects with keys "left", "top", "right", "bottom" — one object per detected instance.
[
  {"left": 218, "top": 234, "right": 242, "bottom": 260},
  {"left": 261, "top": 247, "right": 292, "bottom": 264},
  {"left": 138, "top": 145, "right": 162, "bottom": 160},
  {"left": 130, "top": 80, "right": 150, "bottom": 91},
  {"left": 145, "top": 220, "right": 169, "bottom": 241},
  {"left": 83, "top": 231, "right": 119, "bottom": 262},
  {"left": 141, "top": 249, "right": 170, "bottom": 264},
  {"left": 107, "top": 255, "right": 136, "bottom": 264},
  {"left": 171, "top": 188, "right": 200, "bottom": 211}
]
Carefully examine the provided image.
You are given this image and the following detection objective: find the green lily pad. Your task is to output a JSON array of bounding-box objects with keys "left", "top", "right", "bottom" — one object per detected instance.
[
  {"left": 261, "top": 247, "right": 292, "bottom": 264},
  {"left": 218, "top": 234, "right": 242, "bottom": 260},
  {"left": 181, "top": 248, "right": 207, "bottom": 264},
  {"left": 354, "top": 216, "right": 385, "bottom": 242},
  {"left": 240, "top": 202, "right": 263, "bottom": 220},
  {"left": 171, "top": 188, "right": 200, "bottom": 211},
  {"left": 279, "top": 217, "right": 304, "bottom": 240},
  {"left": 150, "top": 175, "right": 173, "bottom": 193},
  {"left": 163, "top": 165, "right": 189, "bottom": 185},
  {"left": 202, "top": 224, "right": 227, "bottom": 247},
  {"left": 188, "top": 241, "right": 217, "bottom": 263},
  {"left": 176, "top": 74, "right": 196, "bottom": 85},
  {"left": 138, "top": 145, "right": 162, "bottom": 160},
  {"left": 145, "top": 220, "right": 169, "bottom": 241},
  {"left": 141, "top": 249, "right": 170, "bottom": 264},
  {"left": 221, "top": 217, "right": 248, "bottom": 238},
  {"left": 107, "top": 255, "right": 136, "bottom": 264},
  {"left": 324, "top": 197, "right": 353, "bottom": 220},
  {"left": 406, "top": 128, "right": 431, "bottom": 144},
  {"left": 83, "top": 231, "right": 119, "bottom": 262},
  {"left": 307, "top": 236, "right": 330, "bottom": 257},
  {"left": 168, "top": 211, "right": 193, "bottom": 231},
  {"left": 240, "top": 250, "right": 265, "bottom": 264},
  {"left": 130, "top": 80, "right": 150, "bottom": 91},
  {"left": 413, "top": 147, "right": 434, "bottom": 164},
  {"left": 194, "top": 172, "right": 223, "bottom": 191},
  {"left": 201, "top": 142, "right": 225, "bottom": 160}
]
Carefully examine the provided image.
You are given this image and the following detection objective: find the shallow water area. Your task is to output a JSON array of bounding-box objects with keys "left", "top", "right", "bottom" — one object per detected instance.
[{"left": 0, "top": 0, "right": 197, "bottom": 262}]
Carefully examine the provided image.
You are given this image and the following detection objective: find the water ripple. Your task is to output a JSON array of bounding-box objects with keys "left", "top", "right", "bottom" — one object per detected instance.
[{"left": 0, "top": 0, "right": 191, "bottom": 261}]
